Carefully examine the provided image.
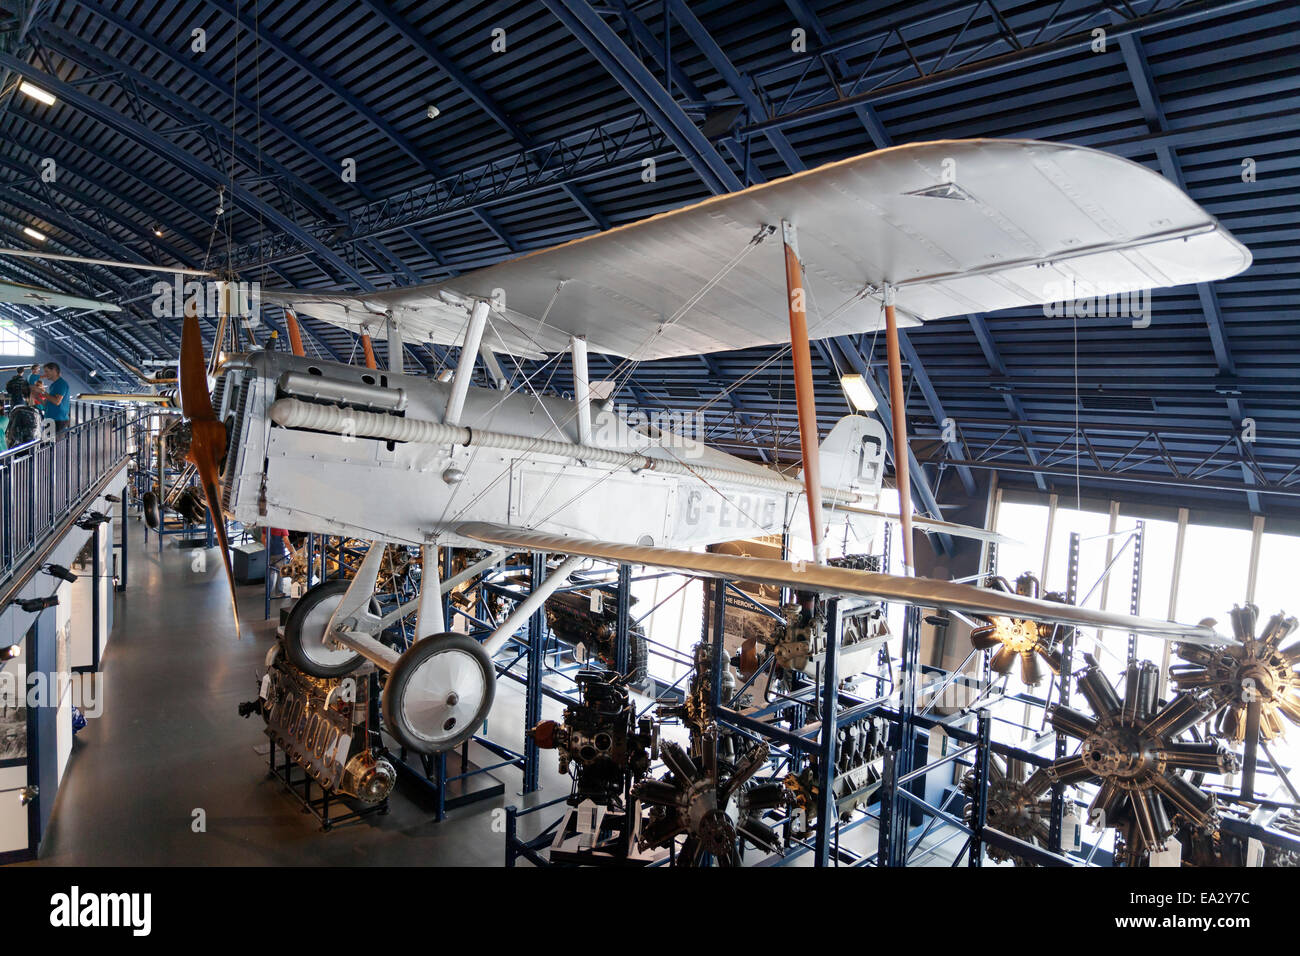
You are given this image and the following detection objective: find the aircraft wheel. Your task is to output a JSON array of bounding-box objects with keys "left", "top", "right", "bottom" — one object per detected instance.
[
  {"left": 142, "top": 491, "right": 162, "bottom": 531},
  {"left": 283, "top": 579, "right": 375, "bottom": 677},
  {"left": 382, "top": 633, "right": 495, "bottom": 754}
]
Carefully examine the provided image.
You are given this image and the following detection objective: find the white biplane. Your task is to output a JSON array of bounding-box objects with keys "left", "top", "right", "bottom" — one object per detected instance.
[{"left": 173, "top": 138, "right": 1248, "bottom": 754}]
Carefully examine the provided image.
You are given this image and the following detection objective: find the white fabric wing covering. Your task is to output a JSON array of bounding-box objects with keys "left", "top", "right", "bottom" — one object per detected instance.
[
  {"left": 0, "top": 280, "right": 122, "bottom": 313},
  {"left": 263, "top": 138, "right": 1250, "bottom": 360}
]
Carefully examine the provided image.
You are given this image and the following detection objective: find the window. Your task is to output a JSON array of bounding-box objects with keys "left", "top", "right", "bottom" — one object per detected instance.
[
  {"left": 1176, "top": 523, "right": 1253, "bottom": 631},
  {"left": 1253, "top": 531, "right": 1300, "bottom": 619},
  {"left": 992, "top": 499, "right": 1050, "bottom": 584},
  {"left": 0, "top": 320, "right": 35, "bottom": 356},
  {"left": 1109, "top": 513, "right": 1183, "bottom": 671}
]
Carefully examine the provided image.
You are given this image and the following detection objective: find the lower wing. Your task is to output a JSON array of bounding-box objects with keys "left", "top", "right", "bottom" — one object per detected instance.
[{"left": 456, "top": 521, "right": 1223, "bottom": 647}]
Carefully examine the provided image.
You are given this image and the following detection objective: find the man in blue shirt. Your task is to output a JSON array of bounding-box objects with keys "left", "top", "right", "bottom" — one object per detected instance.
[
  {"left": 36, "top": 362, "right": 71, "bottom": 433},
  {"left": 25, "top": 364, "right": 40, "bottom": 387}
]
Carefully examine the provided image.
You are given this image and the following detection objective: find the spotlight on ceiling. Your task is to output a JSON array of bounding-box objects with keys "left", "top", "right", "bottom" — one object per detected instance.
[
  {"left": 22, "top": 226, "right": 47, "bottom": 242},
  {"left": 153, "top": 227, "right": 163, "bottom": 237},
  {"left": 840, "top": 373, "right": 877, "bottom": 412},
  {"left": 18, "top": 81, "right": 56, "bottom": 106},
  {"left": 426, "top": 104, "right": 441, "bottom": 120}
]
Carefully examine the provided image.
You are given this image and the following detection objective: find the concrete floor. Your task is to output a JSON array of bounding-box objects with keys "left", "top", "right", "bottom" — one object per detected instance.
[{"left": 37, "top": 519, "right": 961, "bottom": 866}]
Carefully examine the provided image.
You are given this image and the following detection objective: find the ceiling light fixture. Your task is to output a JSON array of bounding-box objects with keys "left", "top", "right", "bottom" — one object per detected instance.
[
  {"left": 840, "top": 373, "right": 877, "bottom": 412},
  {"left": 18, "top": 81, "right": 56, "bottom": 106},
  {"left": 426, "top": 104, "right": 441, "bottom": 120},
  {"left": 22, "top": 226, "right": 47, "bottom": 242}
]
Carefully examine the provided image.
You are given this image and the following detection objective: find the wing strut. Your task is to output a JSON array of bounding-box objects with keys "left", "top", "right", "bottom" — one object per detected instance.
[
  {"left": 882, "top": 285, "right": 915, "bottom": 575},
  {"left": 284, "top": 308, "right": 306, "bottom": 357},
  {"left": 782, "top": 220, "right": 825, "bottom": 564}
]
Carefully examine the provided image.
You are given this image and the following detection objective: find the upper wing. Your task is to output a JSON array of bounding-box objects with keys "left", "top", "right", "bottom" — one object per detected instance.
[
  {"left": 0, "top": 280, "right": 122, "bottom": 313},
  {"left": 265, "top": 138, "right": 1248, "bottom": 360},
  {"left": 457, "top": 521, "right": 1224, "bottom": 646}
]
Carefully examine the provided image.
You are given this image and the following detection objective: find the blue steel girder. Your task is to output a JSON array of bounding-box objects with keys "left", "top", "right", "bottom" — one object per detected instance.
[
  {"left": 966, "top": 312, "right": 1049, "bottom": 492},
  {"left": 699, "top": 353, "right": 770, "bottom": 464},
  {"left": 663, "top": 0, "right": 803, "bottom": 176},
  {"left": 541, "top": 0, "right": 743, "bottom": 196},
  {"left": 0, "top": 201, "right": 174, "bottom": 356},
  {"left": 779, "top": 0, "right": 892, "bottom": 149},
  {"left": 0, "top": 188, "right": 302, "bottom": 370},
  {"left": 221, "top": 115, "right": 674, "bottom": 272},
  {"left": 0, "top": 161, "right": 196, "bottom": 269},
  {"left": 3, "top": 108, "right": 220, "bottom": 257},
  {"left": 203, "top": 0, "right": 521, "bottom": 255},
  {"left": 0, "top": 53, "right": 376, "bottom": 291},
  {"left": 608, "top": 0, "right": 766, "bottom": 185},
  {"left": 357, "top": 0, "right": 610, "bottom": 232},
  {"left": 896, "top": 331, "right": 977, "bottom": 497},
  {"left": 29, "top": 25, "right": 357, "bottom": 253},
  {"left": 920, "top": 418, "right": 1295, "bottom": 501},
  {"left": 738, "top": 0, "right": 1258, "bottom": 136},
  {"left": 1115, "top": 29, "right": 1258, "bottom": 513},
  {"left": 56, "top": 3, "right": 448, "bottom": 275}
]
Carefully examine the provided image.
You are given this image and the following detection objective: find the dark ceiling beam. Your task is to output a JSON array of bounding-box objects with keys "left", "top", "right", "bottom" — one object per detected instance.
[
  {"left": 662, "top": 0, "right": 801, "bottom": 176},
  {"left": 204, "top": 0, "right": 521, "bottom": 254},
  {"left": 1116, "top": 29, "right": 1259, "bottom": 514},
  {"left": 5, "top": 108, "right": 219, "bottom": 256},
  {"left": 542, "top": 0, "right": 743, "bottom": 195},
  {"left": 30, "top": 22, "right": 379, "bottom": 281},
  {"left": 965, "top": 312, "right": 1048, "bottom": 492},
  {"left": 740, "top": 0, "right": 1259, "bottom": 136},
  {"left": 61, "top": 1, "right": 450, "bottom": 276},
  {"left": 0, "top": 156, "right": 197, "bottom": 268},
  {"left": 0, "top": 51, "right": 377, "bottom": 290},
  {"left": 609, "top": 0, "right": 764, "bottom": 185},
  {"left": 779, "top": 0, "right": 892, "bottom": 149},
  {"left": 699, "top": 353, "right": 770, "bottom": 464},
  {"left": 357, "top": 0, "right": 610, "bottom": 232}
]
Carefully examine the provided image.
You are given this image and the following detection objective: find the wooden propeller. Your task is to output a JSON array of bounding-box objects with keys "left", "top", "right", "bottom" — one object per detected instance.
[{"left": 179, "top": 310, "right": 240, "bottom": 635}]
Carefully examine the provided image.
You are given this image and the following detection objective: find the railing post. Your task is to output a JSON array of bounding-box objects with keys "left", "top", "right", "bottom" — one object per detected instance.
[{"left": 0, "top": 460, "right": 9, "bottom": 574}]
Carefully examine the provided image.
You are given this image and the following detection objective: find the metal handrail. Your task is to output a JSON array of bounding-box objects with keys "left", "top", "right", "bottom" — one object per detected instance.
[{"left": 0, "top": 402, "right": 128, "bottom": 583}]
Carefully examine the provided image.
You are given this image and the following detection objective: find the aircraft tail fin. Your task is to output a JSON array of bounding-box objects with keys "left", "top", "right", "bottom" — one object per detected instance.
[{"left": 815, "top": 414, "right": 886, "bottom": 499}]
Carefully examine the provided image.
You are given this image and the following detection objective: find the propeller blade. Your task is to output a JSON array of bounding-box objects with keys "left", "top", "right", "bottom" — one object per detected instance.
[{"left": 180, "top": 312, "right": 240, "bottom": 636}]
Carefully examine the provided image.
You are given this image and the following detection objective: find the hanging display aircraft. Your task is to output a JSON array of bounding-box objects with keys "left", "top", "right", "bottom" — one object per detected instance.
[
  {"left": 175, "top": 138, "right": 1249, "bottom": 755},
  {"left": 0, "top": 278, "right": 122, "bottom": 312}
]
